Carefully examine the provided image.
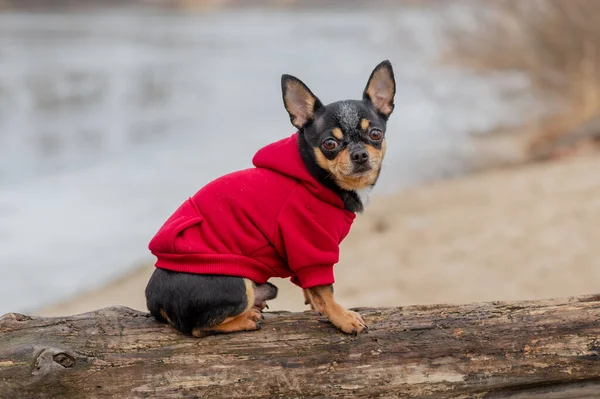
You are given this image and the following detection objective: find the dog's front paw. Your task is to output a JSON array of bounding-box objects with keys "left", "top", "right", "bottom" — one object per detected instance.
[{"left": 329, "top": 308, "right": 368, "bottom": 334}]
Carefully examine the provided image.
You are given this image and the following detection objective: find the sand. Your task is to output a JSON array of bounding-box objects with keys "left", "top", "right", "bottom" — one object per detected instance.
[{"left": 37, "top": 154, "right": 600, "bottom": 317}]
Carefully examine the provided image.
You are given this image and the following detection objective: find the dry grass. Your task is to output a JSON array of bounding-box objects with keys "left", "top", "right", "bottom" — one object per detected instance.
[{"left": 445, "top": 0, "right": 600, "bottom": 160}]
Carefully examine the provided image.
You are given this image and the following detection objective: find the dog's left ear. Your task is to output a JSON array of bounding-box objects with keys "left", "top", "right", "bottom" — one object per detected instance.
[
  {"left": 281, "top": 74, "right": 323, "bottom": 130},
  {"left": 363, "top": 60, "right": 396, "bottom": 119}
]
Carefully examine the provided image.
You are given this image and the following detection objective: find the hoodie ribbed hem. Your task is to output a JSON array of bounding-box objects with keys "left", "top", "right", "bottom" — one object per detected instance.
[
  {"left": 291, "top": 265, "right": 335, "bottom": 289},
  {"left": 153, "top": 253, "right": 280, "bottom": 284}
]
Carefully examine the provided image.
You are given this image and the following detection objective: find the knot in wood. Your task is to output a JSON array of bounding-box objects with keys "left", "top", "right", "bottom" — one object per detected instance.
[
  {"left": 32, "top": 347, "right": 76, "bottom": 376},
  {"left": 52, "top": 352, "right": 75, "bottom": 368}
]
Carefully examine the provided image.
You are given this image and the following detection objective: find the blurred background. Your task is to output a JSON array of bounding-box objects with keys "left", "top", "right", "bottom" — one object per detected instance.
[{"left": 1, "top": 0, "right": 599, "bottom": 317}]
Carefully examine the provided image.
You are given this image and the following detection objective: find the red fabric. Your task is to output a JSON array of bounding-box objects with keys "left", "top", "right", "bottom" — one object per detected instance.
[{"left": 148, "top": 132, "right": 356, "bottom": 289}]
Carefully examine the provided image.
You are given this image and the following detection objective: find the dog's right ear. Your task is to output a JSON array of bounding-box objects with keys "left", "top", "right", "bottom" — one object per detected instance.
[{"left": 281, "top": 74, "right": 323, "bottom": 130}]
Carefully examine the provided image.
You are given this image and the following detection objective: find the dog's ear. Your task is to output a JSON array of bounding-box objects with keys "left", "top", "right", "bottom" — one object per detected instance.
[
  {"left": 363, "top": 60, "right": 396, "bottom": 119},
  {"left": 281, "top": 74, "right": 323, "bottom": 129}
]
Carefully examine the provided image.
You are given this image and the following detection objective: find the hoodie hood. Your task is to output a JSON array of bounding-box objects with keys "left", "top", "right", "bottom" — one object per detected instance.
[{"left": 252, "top": 132, "right": 345, "bottom": 209}]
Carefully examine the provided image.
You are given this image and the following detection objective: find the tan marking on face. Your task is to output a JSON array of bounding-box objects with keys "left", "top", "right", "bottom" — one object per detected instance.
[
  {"left": 314, "top": 148, "right": 330, "bottom": 171},
  {"left": 332, "top": 127, "right": 343, "bottom": 140},
  {"left": 360, "top": 118, "right": 370, "bottom": 131},
  {"left": 330, "top": 147, "right": 354, "bottom": 177},
  {"left": 365, "top": 143, "right": 384, "bottom": 165},
  {"left": 313, "top": 142, "right": 386, "bottom": 191}
]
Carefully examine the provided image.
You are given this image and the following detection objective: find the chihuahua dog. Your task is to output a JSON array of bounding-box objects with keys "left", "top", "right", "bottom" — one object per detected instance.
[{"left": 145, "top": 60, "right": 395, "bottom": 336}]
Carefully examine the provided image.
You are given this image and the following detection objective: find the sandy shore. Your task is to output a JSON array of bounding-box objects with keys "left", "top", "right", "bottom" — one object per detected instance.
[{"left": 38, "top": 154, "right": 600, "bottom": 317}]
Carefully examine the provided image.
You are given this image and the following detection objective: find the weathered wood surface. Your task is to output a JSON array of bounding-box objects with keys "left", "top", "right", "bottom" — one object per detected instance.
[{"left": 2, "top": 295, "right": 600, "bottom": 399}]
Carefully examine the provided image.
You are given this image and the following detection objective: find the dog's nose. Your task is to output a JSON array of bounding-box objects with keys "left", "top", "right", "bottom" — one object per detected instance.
[{"left": 351, "top": 149, "right": 369, "bottom": 164}]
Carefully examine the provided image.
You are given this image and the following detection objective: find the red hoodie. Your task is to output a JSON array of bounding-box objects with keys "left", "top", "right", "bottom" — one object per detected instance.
[{"left": 148, "top": 132, "right": 356, "bottom": 289}]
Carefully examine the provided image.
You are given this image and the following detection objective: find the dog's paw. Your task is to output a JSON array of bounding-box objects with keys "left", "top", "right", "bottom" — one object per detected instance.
[
  {"left": 229, "top": 309, "right": 262, "bottom": 331},
  {"left": 330, "top": 309, "right": 368, "bottom": 334},
  {"left": 249, "top": 307, "right": 265, "bottom": 321}
]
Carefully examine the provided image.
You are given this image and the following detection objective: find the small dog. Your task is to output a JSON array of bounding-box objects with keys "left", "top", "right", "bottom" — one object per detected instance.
[{"left": 145, "top": 60, "right": 395, "bottom": 336}]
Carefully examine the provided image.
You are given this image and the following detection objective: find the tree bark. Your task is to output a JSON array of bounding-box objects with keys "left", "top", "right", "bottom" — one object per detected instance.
[{"left": 2, "top": 294, "right": 600, "bottom": 398}]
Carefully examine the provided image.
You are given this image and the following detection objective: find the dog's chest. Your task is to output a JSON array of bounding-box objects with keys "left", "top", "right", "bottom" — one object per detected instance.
[{"left": 355, "top": 187, "right": 372, "bottom": 207}]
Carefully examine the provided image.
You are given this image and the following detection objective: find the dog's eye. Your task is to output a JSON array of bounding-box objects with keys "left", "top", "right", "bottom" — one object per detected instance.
[
  {"left": 322, "top": 139, "right": 338, "bottom": 151},
  {"left": 369, "top": 129, "right": 383, "bottom": 141}
]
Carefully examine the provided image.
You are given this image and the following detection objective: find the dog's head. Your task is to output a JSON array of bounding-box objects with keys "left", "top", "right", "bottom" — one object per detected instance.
[{"left": 281, "top": 60, "right": 395, "bottom": 196}]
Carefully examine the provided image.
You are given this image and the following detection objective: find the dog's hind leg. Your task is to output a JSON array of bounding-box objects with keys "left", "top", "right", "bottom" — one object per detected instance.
[
  {"left": 253, "top": 282, "right": 278, "bottom": 311},
  {"left": 193, "top": 308, "right": 264, "bottom": 336},
  {"left": 192, "top": 279, "right": 266, "bottom": 336}
]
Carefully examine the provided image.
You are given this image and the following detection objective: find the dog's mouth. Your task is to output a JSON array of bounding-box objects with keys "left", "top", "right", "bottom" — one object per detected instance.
[
  {"left": 331, "top": 162, "right": 380, "bottom": 191},
  {"left": 337, "top": 169, "right": 372, "bottom": 181},
  {"left": 348, "top": 164, "right": 373, "bottom": 176}
]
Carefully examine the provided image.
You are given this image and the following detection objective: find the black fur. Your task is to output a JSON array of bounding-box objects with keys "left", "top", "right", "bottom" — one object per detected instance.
[
  {"left": 146, "top": 269, "right": 278, "bottom": 336},
  {"left": 146, "top": 269, "right": 249, "bottom": 335}
]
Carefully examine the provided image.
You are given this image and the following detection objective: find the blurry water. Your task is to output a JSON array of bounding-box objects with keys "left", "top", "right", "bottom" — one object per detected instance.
[{"left": 0, "top": 4, "right": 543, "bottom": 314}]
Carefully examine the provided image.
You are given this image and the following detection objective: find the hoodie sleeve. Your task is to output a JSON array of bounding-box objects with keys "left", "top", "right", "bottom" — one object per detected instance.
[{"left": 275, "top": 187, "right": 344, "bottom": 289}]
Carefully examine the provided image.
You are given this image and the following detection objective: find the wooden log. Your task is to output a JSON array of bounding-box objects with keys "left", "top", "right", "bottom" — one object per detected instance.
[{"left": 2, "top": 294, "right": 600, "bottom": 398}]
